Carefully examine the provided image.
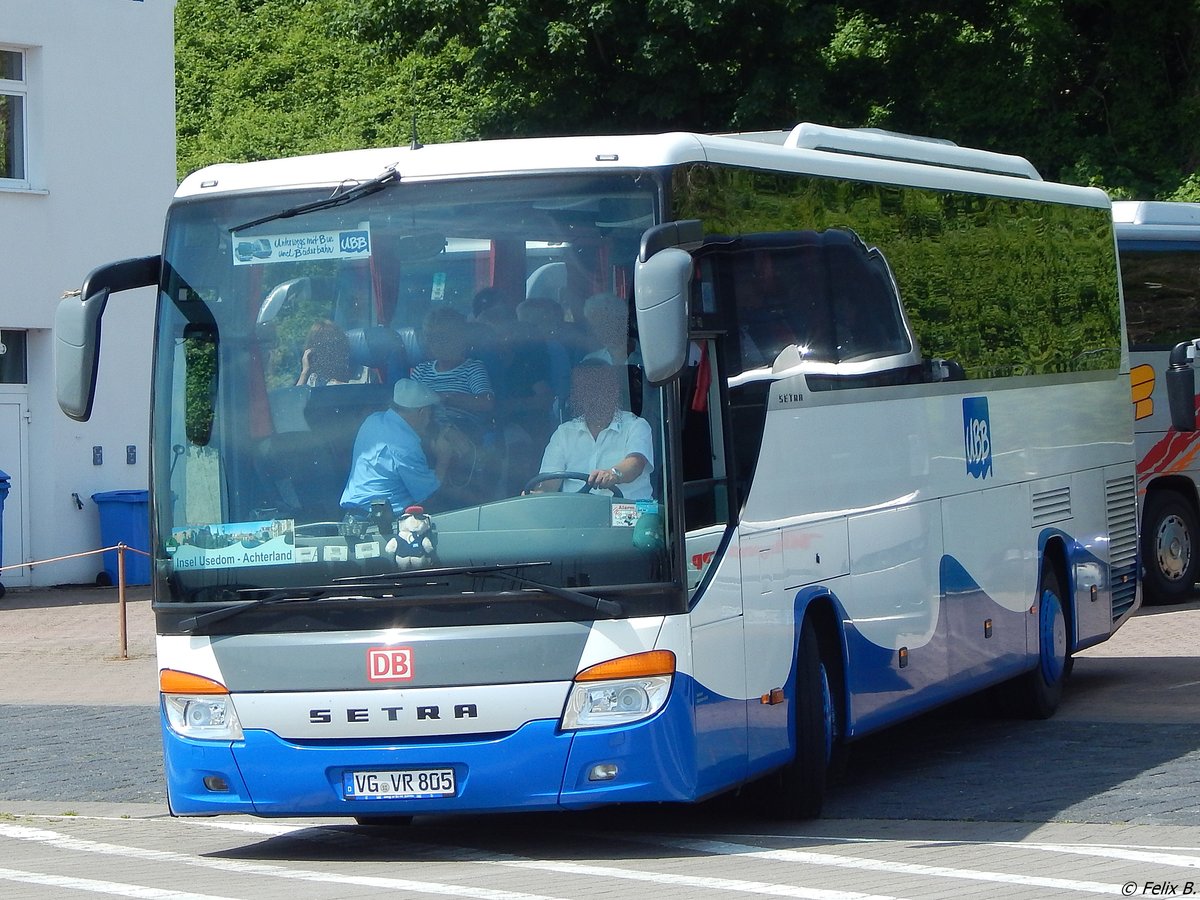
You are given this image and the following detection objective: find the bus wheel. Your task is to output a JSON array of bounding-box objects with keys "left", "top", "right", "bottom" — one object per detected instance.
[
  {"left": 776, "top": 619, "right": 838, "bottom": 819},
  {"left": 1141, "top": 491, "right": 1199, "bottom": 605},
  {"left": 1004, "top": 561, "right": 1069, "bottom": 720}
]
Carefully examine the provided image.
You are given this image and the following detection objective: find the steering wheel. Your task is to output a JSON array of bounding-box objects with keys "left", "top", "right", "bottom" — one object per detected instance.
[{"left": 522, "top": 471, "right": 624, "bottom": 498}]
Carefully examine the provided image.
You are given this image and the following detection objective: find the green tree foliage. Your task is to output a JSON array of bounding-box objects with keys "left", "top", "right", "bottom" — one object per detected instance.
[
  {"left": 339, "top": 0, "right": 835, "bottom": 135},
  {"left": 176, "top": 0, "right": 480, "bottom": 178},
  {"left": 818, "top": 1, "right": 1200, "bottom": 197},
  {"left": 177, "top": 0, "right": 1200, "bottom": 198}
]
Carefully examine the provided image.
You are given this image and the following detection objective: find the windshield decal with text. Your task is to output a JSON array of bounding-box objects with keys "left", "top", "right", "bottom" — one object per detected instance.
[
  {"left": 167, "top": 519, "right": 296, "bottom": 570},
  {"left": 232, "top": 225, "right": 371, "bottom": 265}
]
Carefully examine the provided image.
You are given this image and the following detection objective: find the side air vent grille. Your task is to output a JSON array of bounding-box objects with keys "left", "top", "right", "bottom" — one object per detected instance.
[
  {"left": 1032, "top": 486, "right": 1072, "bottom": 526},
  {"left": 1106, "top": 474, "right": 1139, "bottom": 621}
]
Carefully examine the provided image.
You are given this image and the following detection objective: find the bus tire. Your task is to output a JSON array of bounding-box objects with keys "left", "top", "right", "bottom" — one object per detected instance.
[
  {"left": 1004, "top": 561, "right": 1069, "bottom": 720},
  {"left": 1141, "top": 490, "right": 1199, "bottom": 605},
  {"left": 776, "top": 618, "right": 838, "bottom": 819}
]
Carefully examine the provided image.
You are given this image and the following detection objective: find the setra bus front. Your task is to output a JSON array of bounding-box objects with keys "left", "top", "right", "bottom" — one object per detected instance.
[{"left": 125, "top": 159, "right": 700, "bottom": 817}]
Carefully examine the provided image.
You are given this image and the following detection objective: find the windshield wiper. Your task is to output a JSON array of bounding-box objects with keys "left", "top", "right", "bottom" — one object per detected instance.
[
  {"left": 178, "top": 584, "right": 414, "bottom": 633},
  {"left": 339, "top": 562, "right": 623, "bottom": 616},
  {"left": 230, "top": 165, "right": 400, "bottom": 233},
  {"left": 479, "top": 569, "right": 622, "bottom": 617}
]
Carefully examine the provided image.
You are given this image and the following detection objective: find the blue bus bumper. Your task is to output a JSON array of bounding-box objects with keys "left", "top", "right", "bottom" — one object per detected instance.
[{"left": 162, "top": 680, "right": 699, "bottom": 817}]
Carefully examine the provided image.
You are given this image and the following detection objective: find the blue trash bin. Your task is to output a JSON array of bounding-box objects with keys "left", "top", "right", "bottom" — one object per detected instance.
[
  {"left": 91, "top": 489, "right": 150, "bottom": 585},
  {"left": 0, "top": 469, "right": 9, "bottom": 597}
]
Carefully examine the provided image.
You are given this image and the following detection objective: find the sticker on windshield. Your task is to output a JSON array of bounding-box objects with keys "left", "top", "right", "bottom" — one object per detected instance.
[
  {"left": 611, "top": 500, "right": 658, "bottom": 528},
  {"left": 232, "top": 224, "right": 371, "bottom": 265},
  {"left": 166, "top": 519, "right": 296, "bottom": 570}
]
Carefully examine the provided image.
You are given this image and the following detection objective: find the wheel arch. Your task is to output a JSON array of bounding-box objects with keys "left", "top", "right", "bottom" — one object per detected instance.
[
  {"left": 796, "top": 591, "right": 847, "bottom": 739},
  {"left": 1039, "top": 535, "right": 1074, "bottom": 650},
  {"left": 1143, "top": 474, "right": 1200, "bottom": 515}
]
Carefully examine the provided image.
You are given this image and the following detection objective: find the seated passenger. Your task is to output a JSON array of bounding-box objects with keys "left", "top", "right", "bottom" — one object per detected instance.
[
  {"left": 470, "top": 285, "right": 520, "bottom": 325},
  {"left": 339, "top": 379, "right": 468, "bottom": 516},
  {"left": 517, "top": 296, "right": 572, "bottom": 419},
  {"left": 410, "top": 307, "right": 495, "bottom": 437},
  {"left": 534, "top": 360, "right": 653, "bottom": 499},
  {"left": 580, "top": 291, "right": 642, "bottom": 366},
  {"left": 295, "top": 319, "right": 367, "bottom": 387}
]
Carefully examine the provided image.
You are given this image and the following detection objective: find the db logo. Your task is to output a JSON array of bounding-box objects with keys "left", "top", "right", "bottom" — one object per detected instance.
[
  {"left": 339, "top": 230, "right": 370, "bottom": 254},
  {"left": 367, "top": 647, "right": 413, "bottom": 681}
]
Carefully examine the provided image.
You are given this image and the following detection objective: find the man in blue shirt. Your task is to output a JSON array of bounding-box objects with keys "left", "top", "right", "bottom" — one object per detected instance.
[{"left": 340, "top": 379, "right": 460, "bottom": 515}]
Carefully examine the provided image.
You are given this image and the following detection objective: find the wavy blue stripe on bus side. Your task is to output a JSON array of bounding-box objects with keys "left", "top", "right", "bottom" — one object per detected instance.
[{"left": 779, "top": 538, "right": 1107, "bottom": 741}]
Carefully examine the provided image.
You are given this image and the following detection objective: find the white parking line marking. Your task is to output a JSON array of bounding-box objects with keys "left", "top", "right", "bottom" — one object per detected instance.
[
  {"left": 488, "top": 858, "right": 906, "bottom": 900},
  {"left": 0, "top": 865, "right": 240, "bottom": 899},
  {"left": 650, "top": 837, "right": 1122, "bottom": 895},
  {"left": 1009, "top": 843, "right": 1200, "bottom": 869},
  {"left": 793, "top": 833, "right": 1200, "bottom": 865},
  {"left": 0, "top": 823, "right": 568, "bottom": 900},
  {"left": 181, "top": 819, "right": 907, "bottom": 900}
]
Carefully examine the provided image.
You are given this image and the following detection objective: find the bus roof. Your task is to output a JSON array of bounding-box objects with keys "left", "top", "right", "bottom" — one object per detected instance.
[
  {"left": 1113, "top": 200, "right": 1200, "bottom": 245},
  {"left": 1113, "top": 200, "right": 1200, "bottom": 228},
  {"left": 176, "top": 123, "right": 1110, "bottom": 210}
]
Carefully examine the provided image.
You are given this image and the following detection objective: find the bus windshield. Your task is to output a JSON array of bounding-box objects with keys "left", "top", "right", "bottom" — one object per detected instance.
[{"left": 153, "top": 172, "right": 674, "bottom": 621}]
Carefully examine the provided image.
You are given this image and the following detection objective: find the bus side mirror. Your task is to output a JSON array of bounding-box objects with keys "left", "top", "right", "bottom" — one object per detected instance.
[
  {"left": 634, "top": 248, "right": 692, "bottom": 385},
  {"left": 55, "top": 255, "right": 160, "bottom": 422},
  {"left": 1167, "top": 339, "right": 1200, "bottom": 432}
]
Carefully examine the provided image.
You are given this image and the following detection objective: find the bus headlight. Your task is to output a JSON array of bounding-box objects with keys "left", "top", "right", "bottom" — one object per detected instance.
[
  {"left": 160, "top": 669, "right": 244, "bottom": 741},
  {"left": 561, "top": 650, "right": 674, "bottom": 730}
]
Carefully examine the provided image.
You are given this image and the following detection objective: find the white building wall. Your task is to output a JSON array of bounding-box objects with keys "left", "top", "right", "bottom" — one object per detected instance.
[{"left": 0, "top": 0, "right": 175, "bottom": 586}]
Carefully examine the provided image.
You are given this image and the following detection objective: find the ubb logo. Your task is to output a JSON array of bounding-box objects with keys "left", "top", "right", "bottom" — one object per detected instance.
[
  {"left": 962, "top": 396, "right": 992, "bottom": 479},
  {"left": 339, "top": 230, "right": 370, "bottom": 254}
]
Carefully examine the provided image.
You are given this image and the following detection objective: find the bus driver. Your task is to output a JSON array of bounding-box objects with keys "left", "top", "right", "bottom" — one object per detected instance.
[{"left": 534, "top": 360, "right": 654, "bottom": 499}]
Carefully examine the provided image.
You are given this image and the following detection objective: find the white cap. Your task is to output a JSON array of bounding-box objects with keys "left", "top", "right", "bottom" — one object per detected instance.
[{"left": 391, "top": 378, "right": 440, "bottom": 409}]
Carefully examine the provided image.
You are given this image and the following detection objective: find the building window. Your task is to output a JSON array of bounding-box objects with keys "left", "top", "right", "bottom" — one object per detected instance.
[
  {"left": 0, "top": 330, "right": 28, "bottom": 384},
  {"left": 0, "top": 48, "right": 27, "bottom": 183}
]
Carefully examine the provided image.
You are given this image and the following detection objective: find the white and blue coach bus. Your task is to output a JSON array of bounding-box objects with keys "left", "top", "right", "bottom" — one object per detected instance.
[{"left": 57, "top": 123, "right": 1142, "bottom": 820}]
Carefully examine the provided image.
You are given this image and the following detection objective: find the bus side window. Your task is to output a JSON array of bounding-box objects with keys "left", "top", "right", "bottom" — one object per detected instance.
[{"left": 681, "top": 339, "right": 732, "bottom": 591}]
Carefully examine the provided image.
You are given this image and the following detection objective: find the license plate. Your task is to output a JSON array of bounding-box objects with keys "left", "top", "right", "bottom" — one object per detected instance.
[{"left": 344, "top": 768, "right": 456, "bottom": 799}]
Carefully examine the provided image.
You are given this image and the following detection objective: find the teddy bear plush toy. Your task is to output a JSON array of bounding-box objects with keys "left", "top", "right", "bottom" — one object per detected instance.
[{"left": 386, "top": 505, "right": 437, "bottom": 570}]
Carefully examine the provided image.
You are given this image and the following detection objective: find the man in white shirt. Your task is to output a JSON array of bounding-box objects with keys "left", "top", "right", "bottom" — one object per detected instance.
[{"left": 535, "top": 360, "right": 653, "bottom": 499}]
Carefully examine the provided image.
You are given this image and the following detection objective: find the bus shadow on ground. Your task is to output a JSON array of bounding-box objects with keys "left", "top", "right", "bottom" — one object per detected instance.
[
  {"left": 820, "top": 675, "right": 1200, "bottom": 826},
  {"left": 210, "top": 674, "right": 1200, "bottom": 869}
]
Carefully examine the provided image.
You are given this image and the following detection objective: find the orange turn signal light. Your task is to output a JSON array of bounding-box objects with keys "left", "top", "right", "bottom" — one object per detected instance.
[
  {"left": 574, "top": 650, "right": 675, "bottom": 682},
  {"left": 159, "top": 669, "right": 229, "bottom": 695}
]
